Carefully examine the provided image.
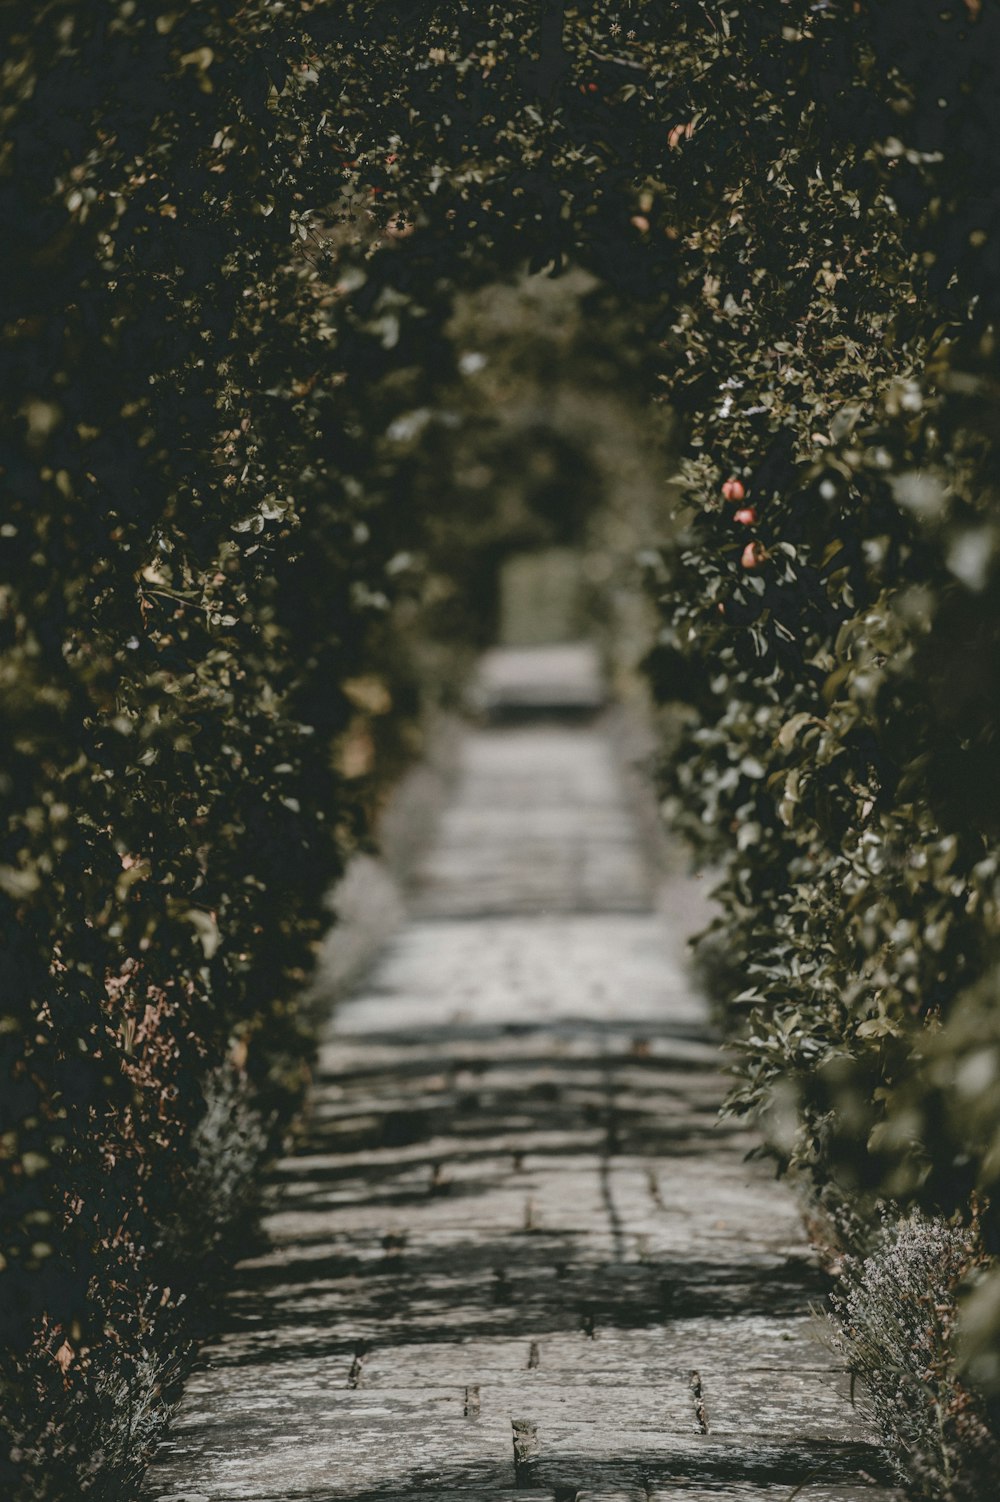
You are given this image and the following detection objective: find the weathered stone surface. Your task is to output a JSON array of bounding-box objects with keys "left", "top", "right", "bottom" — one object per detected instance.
[
  {"left": 142, "top": 646, "right": 897, "bottom": 1502},
  {"left": 409, "top": 721, "right": 649, "bottom": 919},
  {"left": 471, "top": 643, "right": 606, "bottom": 715}
]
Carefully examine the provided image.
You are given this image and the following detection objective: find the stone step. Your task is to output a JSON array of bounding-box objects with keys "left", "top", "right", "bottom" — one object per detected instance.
[{"left": 469, "top": 643, "right": 607, "bottom": 717}]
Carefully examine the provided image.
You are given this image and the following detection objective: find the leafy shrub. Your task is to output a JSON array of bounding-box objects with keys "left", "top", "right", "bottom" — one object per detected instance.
[
  {"left": 832, "top": 1212, "right": 999, "bottom": 1500},
  {"left": 0, "top": 7, "right": 669, "bottom": 1492},
  {"left": 629, "top": 0, "right": 1000, "bottom": 1473},
  {"left": 5, "top": 1342, "right": 178, "bottom": 1502},
  {"left": 1, "top": 3, "right": 471, "bottom": 1492}
]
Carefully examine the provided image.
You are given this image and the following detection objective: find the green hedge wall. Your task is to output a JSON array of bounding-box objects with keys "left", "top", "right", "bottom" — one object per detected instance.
[
  {"left": 631, "top": 0, "right": 1000, "bottom": 1483},
  {"left": 1, "top": 8, "right": 638, "bottom": 1491},
  {"left": 641, "top": 0, "right": 1000, "bottom": 1255},
  {"left": 0, "top": 5, "right": 453, "bottom": 1493}
]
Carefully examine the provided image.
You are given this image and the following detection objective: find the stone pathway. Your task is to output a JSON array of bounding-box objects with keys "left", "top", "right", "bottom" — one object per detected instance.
[{"left": 143, "top": 648, "right": 897, "bottom": 1502}]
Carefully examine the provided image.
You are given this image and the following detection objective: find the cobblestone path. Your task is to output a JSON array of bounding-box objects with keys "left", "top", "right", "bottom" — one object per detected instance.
[{"left": 143, "top": 648, "right": 897, "bottom": 1502}]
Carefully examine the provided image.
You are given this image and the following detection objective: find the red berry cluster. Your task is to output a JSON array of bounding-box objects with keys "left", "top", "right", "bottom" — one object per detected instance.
[{"left": 721, "top": 478, "right": 765, "bottom": 568}]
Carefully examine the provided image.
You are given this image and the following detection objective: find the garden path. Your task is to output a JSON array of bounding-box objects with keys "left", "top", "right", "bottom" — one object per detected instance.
[{"left": 142, "top": 645, "right": 898, "bottom": 1502}]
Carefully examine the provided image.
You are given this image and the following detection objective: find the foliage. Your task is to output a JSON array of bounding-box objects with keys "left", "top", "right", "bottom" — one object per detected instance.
[
  {"left": 832, "top": 1212, "right": 999, "bottom": 1500},
  {"left": 628, "top": 0, "right": 1000, "bottom": 1476},
  {"left": 0, "top": 4, "right": 668, "bottom": 1492},
  {"left": 4, "top": 1, "right": 1000, "bottom": 1497},
  {"left": 1, "top": 2, "right": 458, "bottom": 1492}
]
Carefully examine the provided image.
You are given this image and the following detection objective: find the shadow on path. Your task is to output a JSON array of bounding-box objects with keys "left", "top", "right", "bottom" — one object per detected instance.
[{"left": 142, "top": 651, "right": 896, "bottom": 1502}]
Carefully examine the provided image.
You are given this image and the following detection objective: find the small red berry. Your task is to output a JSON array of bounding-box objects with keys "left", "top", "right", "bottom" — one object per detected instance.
[
  {"left": 741, "top": 541, "right": 767, "bottom": 570},
  {"left": 733, "top": 506, "right": 757, "bottom": 526},
  {"left": 587, "top": 81, "right": 600, "bottom": 93},
  {"left": 722, "top": 477, "right": 746, "bottom": 503}
]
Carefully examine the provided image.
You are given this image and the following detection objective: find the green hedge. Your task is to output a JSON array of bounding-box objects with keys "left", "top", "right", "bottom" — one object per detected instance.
[
  {"left": 0, "top": 5, "right": 456, "bottom": 1493},
  {"left": 641, "top": 2, "right": 998, "bottom": 1240},
  {"left": 1, "top": 9, "right": 636, "bottom": 1492},
  {"left": 632, "top": 0, "right": 1000, "bottom": 1490}
]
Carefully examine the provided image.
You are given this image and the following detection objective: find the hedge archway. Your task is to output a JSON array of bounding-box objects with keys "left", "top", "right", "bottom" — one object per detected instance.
[{"left": 4, "top": 2, "right": 1000, "bottom": 1496}]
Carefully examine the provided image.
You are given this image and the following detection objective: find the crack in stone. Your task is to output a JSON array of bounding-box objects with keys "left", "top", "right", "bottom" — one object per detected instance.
[
  {"left": 511, "top": 1417, "right": 540, "bottom": 1486},
  {"left": 690, "top": 1368, "right": 709, "bottom": 1434},
  {"left": 347, "top": 1342, "right": 369, "bottom": 1389}
]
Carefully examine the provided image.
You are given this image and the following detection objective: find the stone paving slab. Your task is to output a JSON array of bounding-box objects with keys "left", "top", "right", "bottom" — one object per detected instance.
[
  {"left": 142, "top": 646, "right": 897, "bottom": 1502},
  {"left": 409, "top": 727, "right": 652, "bottom": 917},
  {"left": 471, "top": 644, "right": 606, "bottom": 715}
]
